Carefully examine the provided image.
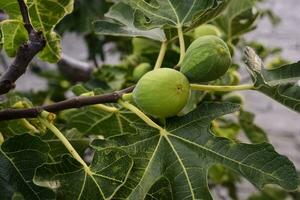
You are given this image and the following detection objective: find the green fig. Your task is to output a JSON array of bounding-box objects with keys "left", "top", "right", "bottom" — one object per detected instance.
[
  {"left": 180, "top": 36, "right": 232, "bottom": 83},
  {"left": 133, "top": 63, "right": 152, "bottom": 81},
  {"left": 194, "top": 24, "right": 222, "bottom": 39},
  {"left": 132, "top": 38, "right": 160, "bottom": 55},
  {"left": 132, "top": 68, "right": 190, "bottom": 118},
  {"left": 223, "top": 94, "right": 244, "bottom": 104}
]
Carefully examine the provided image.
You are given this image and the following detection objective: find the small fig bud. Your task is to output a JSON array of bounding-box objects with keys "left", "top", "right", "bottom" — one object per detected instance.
[
  {"left": 132, "top": 68, "right": 190, "bottom": 118},
  {"left": 133, "top": 63, "right": 152, "bottom": 81}
]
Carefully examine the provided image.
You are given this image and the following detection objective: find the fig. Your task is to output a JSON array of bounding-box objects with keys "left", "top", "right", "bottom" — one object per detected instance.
[
  {"left": 0, "top": 132, "right": 3, "bottom": 145},
  {"left": 194, "top": 24, "right": 222, "bottom": 39},
  {"left": 132, "top": 38, "right": 160, "bottom": 55},
  {"left": 180, "top": 36, "right": 232, "bottom": 82},
  {"left": 132, "top": 68, "right": 190, "bottom": 118},
  {"left": 133, "top": 63, "right": 152, "bottom": 81}
]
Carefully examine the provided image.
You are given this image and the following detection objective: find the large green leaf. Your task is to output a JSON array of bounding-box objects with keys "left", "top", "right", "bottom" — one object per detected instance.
[
  {"left": 244, "top": 47, "right": 300, "bottom": 113},
  {"left": 1, "top": 20, "right": 27, "bottom": 57},
  {"left": 129, "top": 0, "right": 228, "bottom": 29},
  {"left": 92, "top": 102, "right": 298, "bottom": 199},
  {"left": 94, "top": 0, "right": 229, "bottom": 41},
  {"left": 34, "top": 148, "right": 133, "bottom": 200},
  {"left": 215, "top": 0, "right": 258, "bottom": 40},
  {"left": 42, "top": 128, "right": 90, "bottom": 161},
  {"left": 0, "top": 134, "right": 54, "bottom": 200},
  {"left": 94, "top": 2, "right": 166, "bottom": 41},
  {"left": 57, "top": 0, "right": 109, "bottom": 34},
  {"left": 0, "top": 0, "right": 74, "bottom": 63},
  {"left": 63, "top": 106, "right": 142, "bottom": 137}
]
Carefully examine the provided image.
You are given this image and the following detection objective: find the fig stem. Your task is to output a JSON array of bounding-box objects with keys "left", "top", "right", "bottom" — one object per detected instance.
[
  {"left": 19, "top": 119, "right": 39, "bottom": 133},
  {"left": 39, "top": 112, "right": 93, "bottom": 176},
  {"left": 122, "top": 93, "right": 133, "bottom": 102},
  {"left": 0, "top": 132, "right": 3, "bottom": 145},
  {"left": 93, "top": 104, "right": 119, "bottom": 113},
  {"left": 154, "top": 41, "right": 168, "bottom": 70},
  {"left": 177, "top": 25, "right": 186, "bottom": 67},
  {"left": 118, "top": 100, "right": 163, "bottom": 131},
  {"left": 190, "top": 84, "right": 254, "bottom": 92}
]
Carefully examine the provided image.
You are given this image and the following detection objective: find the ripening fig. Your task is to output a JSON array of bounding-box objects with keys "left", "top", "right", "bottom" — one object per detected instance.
[
  {"left": 194, "top": 24, "right": 222, "bottom": 39},
  {"left": 132, "top": 68, "right": 190, "bottom": 118},
  {"left": 0, "top": 132, "right": 4, "bottom": 145},
  {"left": 180, "top": 36, "right": 232, "bottom": 83},
  {"left": 133, "top": 63, "right": 152, "bottom": 81},
  {"left": 230, "top": 71, "right": 241, "bottom": 86},
  {"left": 132, "top": 38, "right": 160, "bottom": 55}
]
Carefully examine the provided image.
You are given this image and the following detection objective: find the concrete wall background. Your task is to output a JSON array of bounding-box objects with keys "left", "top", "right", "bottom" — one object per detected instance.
[{"left": 237, "top": 0, "right": 300, "bottom": 198}]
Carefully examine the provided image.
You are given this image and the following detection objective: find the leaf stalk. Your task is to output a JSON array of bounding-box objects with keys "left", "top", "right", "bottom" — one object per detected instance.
[
  {"left": 154, "top": 41, "right": 168, "bottom": 70},
  {"left": 177, "top": 25, "right": 186, "bottom": 67},
  {"left": 118, "top": 100, "right": 163, "bottom": 131},
  {"left": 39, "top": 114, "right": 93, "bottom": 176},
  {"left": 190, "top": 84, "right": 254, "bottom": 92}
]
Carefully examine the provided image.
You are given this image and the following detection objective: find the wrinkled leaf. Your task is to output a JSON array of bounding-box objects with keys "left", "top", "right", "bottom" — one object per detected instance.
[
  {"left": 42, "top": 128, "right": 90, "bottom": 161},
  {"left": 0, "top": 134, "right": 54, "bottom": 200},
  {"left": 92, "top": 102, "right": 298, "bottom": 199},
  {"left": 35, "top": 148, "right": 133, "bottom": 200},
  {"left": 0, "top": 0, "right": 74, "bottom": 62},
  {"left": 215, "top": 0, "right": 258, "bottom": 40},
  {"left": 129, "top": 0, "right": 227, "bottom": 29},
  {"left": 94, "top": 2, "right": 166, "bottom": 41},
  {"left": 0, "top": 119, "right": 38, "bottom": 136},
  {"left": 1, "top": 20, "right": 27, "bottom": 57},
  {"left": 63, "top": 107, "right": 141, "bottom": 137},
  {"left": 95, "top": 0, "right": 229, "bottom": 41},
  {"left": 57, "top": 0, "right": 109, "bottom": 34}
]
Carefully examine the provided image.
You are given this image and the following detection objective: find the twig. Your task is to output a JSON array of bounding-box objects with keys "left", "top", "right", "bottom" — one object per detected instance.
[
  {"left": 0, "top": 86, "right": 134, "bottom": 121},
  {"left": 17, "top": 0, "right": 33, "bottom": 34},
  {"left": 0, "top": 0, "right": 46, "bottom": 95}
]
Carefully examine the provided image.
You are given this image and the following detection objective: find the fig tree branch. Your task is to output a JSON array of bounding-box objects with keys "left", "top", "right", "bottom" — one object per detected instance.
[
  {"left": 0, "top": 86, "right": 134, "bottom": 121},
  {"left": 0, "top": 0, "right": 46, "bottom": 95}
]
